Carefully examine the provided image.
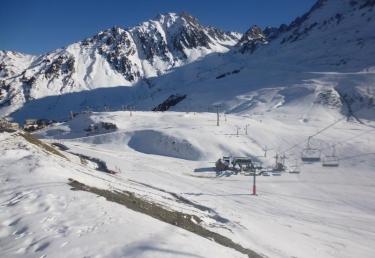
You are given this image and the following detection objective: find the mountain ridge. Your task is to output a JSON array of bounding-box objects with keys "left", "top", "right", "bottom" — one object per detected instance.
[
  {"left": 1, "top": 1, "right": 375, "bottom": 122},
  {"left": 0, "top": 12, "right": 242, "bottom": 115}
]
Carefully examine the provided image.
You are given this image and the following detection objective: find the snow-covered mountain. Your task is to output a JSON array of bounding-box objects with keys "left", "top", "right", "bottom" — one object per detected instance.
[
  {"left": 2, "top": 0, "right": 375, "bottom": 122},
  {"left": 0, "top": 13, "right": 240, "bottom": 115},
  {"left": 136, "top": 0, "right": 375, "bottom": 121},
  {"left": 244, "top": 0, "right": 375, "bottom": 69}
]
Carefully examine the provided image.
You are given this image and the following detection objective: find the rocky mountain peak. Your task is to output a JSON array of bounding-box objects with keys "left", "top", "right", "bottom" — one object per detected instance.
[
  {"left": 0, "top": 12, "right": 242, "bottom": 114},
  {"left": 237, "top": 25, "right": 268, "bottom": 53},
  {"left": 241, "top": 25, "right": 266, "bottom": 41}
]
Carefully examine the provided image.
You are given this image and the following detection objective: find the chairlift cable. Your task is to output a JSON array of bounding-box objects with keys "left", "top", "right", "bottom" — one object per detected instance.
[
  {"left": 320, "top": 128, "right": 375, "bottom": 151},
  {"left": 337, "top": 152, "right": 375, "bottom": 161},
  {"left": 282, "top": 105, "right": 367, "bottom": 154}
]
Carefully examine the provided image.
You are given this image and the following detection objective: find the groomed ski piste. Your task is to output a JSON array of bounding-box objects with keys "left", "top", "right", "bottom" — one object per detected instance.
[{"left": 1, "top": 105, "right": 374, "bottom": 258}]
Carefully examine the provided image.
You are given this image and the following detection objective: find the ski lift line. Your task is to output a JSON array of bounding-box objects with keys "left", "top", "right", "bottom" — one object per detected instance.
[
  {"left": 282, "top": 117, "right": 346, "bottom": 154},
  {"left": 320, "top": 128, "right": 375, "bottom": 151},
  {"left": 282, "top": 105, "right": 367, "bottom": 154},
  {"left": 337, "top": 152, "right": 375, "bottom": 161}
]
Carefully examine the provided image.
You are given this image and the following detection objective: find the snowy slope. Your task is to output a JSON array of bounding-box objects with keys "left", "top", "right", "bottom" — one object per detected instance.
[
  {"left": 245, "top": 0, "right": 375, "bottom": 70},
  {"left": 135, "top": 0, "right": 375, "bottom": 120},
  {"left": 0, "top": 132, "right": 247, "bottom": 258},
  {"left": 30, "top": 110, "right": 375, "bottom": 258},
  {"left": 0, "top": 51, "right": 37, "bottom": 113}
]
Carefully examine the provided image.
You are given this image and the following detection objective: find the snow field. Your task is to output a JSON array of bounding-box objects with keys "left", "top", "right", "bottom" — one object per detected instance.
[
  {"left": 33, "top": 110, "right": 375, "bottom": 258},
  {"left": 0, "top": 132, "right": 247, "bottom": 258}
]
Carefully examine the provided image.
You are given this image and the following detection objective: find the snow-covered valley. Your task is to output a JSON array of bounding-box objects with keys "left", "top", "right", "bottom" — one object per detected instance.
[{"left": 1, "top": 109, "right": 374, "bottom": 257}]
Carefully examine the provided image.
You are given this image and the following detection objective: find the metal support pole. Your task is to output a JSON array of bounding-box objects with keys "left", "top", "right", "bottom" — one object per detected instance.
[
  {"left": 252, "top": 172, "right": 256, "bottom": 195},
  {"left": 216, "top": 106, "right": 220, "bottom": 126},
  {"left": 213, "top": 104, "right": 221, "bottom": 126}
]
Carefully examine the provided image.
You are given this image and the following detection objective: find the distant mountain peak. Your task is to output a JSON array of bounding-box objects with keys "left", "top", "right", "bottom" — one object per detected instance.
[
  {"left": 2, "top": 0, "right": 374, "bottom": 119},
  {"left": 237, "top": 25, "right": 268, "bottom": 53},
  {"left": 0, "top": 12, "right": 241, "bottom": 114}
]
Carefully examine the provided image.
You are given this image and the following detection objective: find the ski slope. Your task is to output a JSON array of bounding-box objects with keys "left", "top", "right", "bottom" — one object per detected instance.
[
  {"left": 0, "top": 131, "right": 246, "bottom": 258},
  {"left": 24, "top": 108, "right": 375, "bottom": 258}
]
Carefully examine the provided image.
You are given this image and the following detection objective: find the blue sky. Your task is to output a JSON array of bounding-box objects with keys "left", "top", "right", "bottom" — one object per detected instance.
[{"left": 0, "top": 0, "right": 316, "bottom": 54}]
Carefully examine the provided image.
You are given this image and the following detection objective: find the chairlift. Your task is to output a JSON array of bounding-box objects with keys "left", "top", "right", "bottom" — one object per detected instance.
[
  {"left": 272, "top": 153, "right": 286, "bottom": 172},
  {"left": 301, "top": 136, "right": 321, "bottom": 162},
  {"left": 288, "top": 165, "right": 300, "bottom": 174},
  {"left": 289, "top": 159, "right": 301, "bottom": 174},
  {"left": 322, "top": 146, "right": 339, "bottom": 167}
]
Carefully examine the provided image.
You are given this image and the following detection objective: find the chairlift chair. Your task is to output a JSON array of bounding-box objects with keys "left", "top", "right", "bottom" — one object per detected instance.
[
  {"left": 289, "top": 165, "right": 301, "bottom": 174},
  {"left": 301, "top": 136, "right": 321, "bottom": 162},
  {"left": 273, "top": 153, "right": 286, "bottom": 172},
  {"left": 322, "top": 146, "right": 339, "bottom": 167},
  {"left": 322, "top": 156, "right": 339, "bottom": 167},
  {"left": 289, "top": 159, "right": 301, "bottom": 174}
]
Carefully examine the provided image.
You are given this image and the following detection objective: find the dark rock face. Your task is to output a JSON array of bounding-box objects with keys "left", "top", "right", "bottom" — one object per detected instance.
[
  {"left": 264, "top": 26, "right": 285, "bottom": 41},
  {"left": 0, "top": 62, "right": 13, "bottom": 78},
  {"left": 174, "top": 27, "right": 210, "bottom": 52},
  {"left": 314, "top": 89, "right": 342, "bottom": 108},
  {"left": 0, "top": 80, "right": 7, "bottom": 100},
  {"left": 153, "top": 94, "right": 187, "bottom": 111},
  {"left": 44, "top": 55, "right": 75, "bottom": 80},
  {"left": 0, "top": 63, "right": 6, "bottom": 76},
  {"left": 237, "top": 25, "right": 268, "bottom": 53},
  {"left": 88, "top": 29, "right": 145, "bottom": 81},
  {"left": 173, "top": 13, "right": 215, "bottom": 51},
  {"left": 0, "top": 75, "right": 13, "bottom": 107},
  {"left": 281, "top": 22, "right": 319, "bottom": 44},
  {"left": 20, "top": 74, "right": 37, "bottom": 101},
  {"left": 133, "top": 27, "right": 170, "bottom": 62},
  {"left": 216, "top": 69, "right": 241, "bottom": 79},
  {"left": 92, "top": 27, "right": 141, "bottom": 81},
  {"left": 77, "top": 13, "right": 239, "bottom": 82},
  {"left": 135, "top": 13, "right": 238, "bottom": 62}
]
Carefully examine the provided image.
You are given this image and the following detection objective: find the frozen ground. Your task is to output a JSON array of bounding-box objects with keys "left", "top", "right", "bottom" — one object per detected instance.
[{"left": 1, "top": 108, "right": 373, "bottom": 258}]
